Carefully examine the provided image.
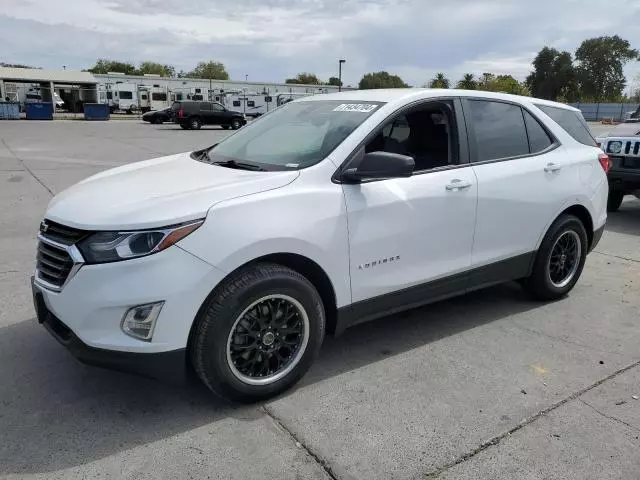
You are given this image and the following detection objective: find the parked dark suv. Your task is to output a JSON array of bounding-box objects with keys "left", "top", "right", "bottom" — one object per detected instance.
[{"left": 171, "top": 101, "right": 247, "bottom": 130}]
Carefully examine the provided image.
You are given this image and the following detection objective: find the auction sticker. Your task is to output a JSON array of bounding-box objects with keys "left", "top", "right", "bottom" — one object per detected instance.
[{"left": 333, "top": 103, "right": 379, "bottom": 113}]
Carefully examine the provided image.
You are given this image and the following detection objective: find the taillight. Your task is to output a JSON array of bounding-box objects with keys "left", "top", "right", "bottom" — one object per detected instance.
[
  {"left": 598, "top": 153, "right": 611, "bottom": 173},
  {"left": 178, "top": 108, "right": 184, "bottom": 118}
]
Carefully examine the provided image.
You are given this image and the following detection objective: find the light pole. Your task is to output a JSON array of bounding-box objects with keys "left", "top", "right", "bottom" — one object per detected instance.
[{"left": 338, "top": 59, "right": 345, "bottom": 92}]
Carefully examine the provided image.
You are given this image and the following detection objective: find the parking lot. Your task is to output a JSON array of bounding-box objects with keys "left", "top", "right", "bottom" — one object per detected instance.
[{"left": 1, "top": 120, "right": 639, "bottom": 479}]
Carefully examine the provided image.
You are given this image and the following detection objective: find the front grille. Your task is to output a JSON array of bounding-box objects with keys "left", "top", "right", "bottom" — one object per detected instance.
[
  {"left": 40, "top": 220, "right": 87, "bottom": 245},
  {"left": 36, "top": 220, "right": 86, "bottom": 289},
  {"left": 36, "top": 241, "right": 74, "bottom": 288}
]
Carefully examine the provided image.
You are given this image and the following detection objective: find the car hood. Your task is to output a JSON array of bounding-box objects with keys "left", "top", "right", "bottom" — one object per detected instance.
[{"left": 45, "top": 152, "right": 299, "bottom": 230}]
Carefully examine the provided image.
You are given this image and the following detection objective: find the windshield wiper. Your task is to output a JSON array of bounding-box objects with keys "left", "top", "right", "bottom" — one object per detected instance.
[{"left": 211, "top": 159, "right": 267, "bottom": 171}]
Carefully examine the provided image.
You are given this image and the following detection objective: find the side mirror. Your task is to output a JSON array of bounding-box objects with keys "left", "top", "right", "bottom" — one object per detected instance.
[{"left": 341, "top": 151, "right": 414, "bottom": 183}]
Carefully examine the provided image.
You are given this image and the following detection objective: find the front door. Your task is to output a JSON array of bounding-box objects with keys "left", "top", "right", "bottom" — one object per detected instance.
[{"left": 342, "top": 100, "right": 477, "bottom": 310}]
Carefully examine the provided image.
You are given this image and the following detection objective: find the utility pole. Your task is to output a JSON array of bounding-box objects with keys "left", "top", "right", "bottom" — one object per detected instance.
[{"left": 338, "top": 59, "right": 346, "bottom": 92}]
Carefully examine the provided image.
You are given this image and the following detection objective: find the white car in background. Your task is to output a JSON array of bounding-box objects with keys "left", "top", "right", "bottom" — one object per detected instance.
[
  {"left": 595, "top": 123, "right": 640, "bottom": 211},
  {"left": 32, "top": 89, "right": 608, "bottom": 402}
]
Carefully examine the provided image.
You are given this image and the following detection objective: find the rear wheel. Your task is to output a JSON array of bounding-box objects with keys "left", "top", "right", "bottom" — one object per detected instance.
[
  {"left": 191, "top": 264, "right": 325, "bottom": 403},
  {"left": 190, "top": 118, "right": 202, "bottom": 130},
  {"left": 231, "top": 118, "right": 242, "bottom": 130},
  {"left": 607, "top": 190, "right": 625, "bottom": 212},
  {"left": 522, "top": 214, "right": 588, "bottom": 301}
]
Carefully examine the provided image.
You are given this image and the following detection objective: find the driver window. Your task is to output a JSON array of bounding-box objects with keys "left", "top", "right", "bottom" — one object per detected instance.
[{"left": 365, "top": 102, "right": 456, "bottom": 172}]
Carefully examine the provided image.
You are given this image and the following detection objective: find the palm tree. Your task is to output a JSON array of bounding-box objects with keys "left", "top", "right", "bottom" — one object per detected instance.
[
  {"left": 456, "top": 73, "right": 477, "bottom": 90},
  {"left": 428, "top": 73, "right": 450, "bottom": 89}
]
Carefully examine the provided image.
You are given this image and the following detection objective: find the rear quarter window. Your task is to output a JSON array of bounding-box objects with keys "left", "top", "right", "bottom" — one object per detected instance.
[{"left": 536, "top": 105, "right": 597, "bottom": 147}]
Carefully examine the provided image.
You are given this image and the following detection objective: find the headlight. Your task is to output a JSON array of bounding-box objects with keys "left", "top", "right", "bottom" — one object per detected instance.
[
  {"left": 608, "top": 141, "right": 622, "bottom": 154},
  {"left": 77, "top": 220, "right": 203, "bottom": 264}
]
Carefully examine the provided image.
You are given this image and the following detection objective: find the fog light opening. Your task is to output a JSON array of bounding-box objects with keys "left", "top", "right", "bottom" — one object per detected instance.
[{"left": 121, "top": 301, "right": 164, "bottom": 341}]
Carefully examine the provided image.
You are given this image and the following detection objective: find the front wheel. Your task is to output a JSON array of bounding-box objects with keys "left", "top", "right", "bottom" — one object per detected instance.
[
  {"left": 607, "top": 190, "right": 625, "bottom": 212},
  {"left": 522, "top": 214, "right": 588, "bottom": 301},
  {"left": 230, "top": 118, "right": 242, "bottom": 130},
  {"left": 191, "top": 264, "right": 325, "bottom": 403}
]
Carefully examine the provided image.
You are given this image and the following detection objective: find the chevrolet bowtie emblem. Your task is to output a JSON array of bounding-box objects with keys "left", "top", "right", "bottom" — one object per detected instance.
[{"left": 40, "top": 221, "right": 49, "bottom": 233}]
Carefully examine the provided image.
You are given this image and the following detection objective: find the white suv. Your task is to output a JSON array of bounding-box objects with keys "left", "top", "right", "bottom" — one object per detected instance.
[{"left": 32, "top": 89, "right": 609, "bottom": 402}]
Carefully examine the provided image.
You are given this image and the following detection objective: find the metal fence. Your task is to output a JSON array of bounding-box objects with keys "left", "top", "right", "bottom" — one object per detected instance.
[{"left": 569, "top": 102, "right": 640, "bottom": 122}]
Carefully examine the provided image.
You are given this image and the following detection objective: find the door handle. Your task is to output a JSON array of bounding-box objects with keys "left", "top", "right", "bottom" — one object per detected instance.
[
  {"left": 445, "top": 179, "right": 473, "bottom": 191},
  {"left": 544, "top": 162, "right": 562, "bottom": 173}
]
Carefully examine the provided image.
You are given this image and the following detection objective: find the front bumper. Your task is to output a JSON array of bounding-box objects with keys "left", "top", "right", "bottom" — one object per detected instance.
[
  {"left": 32, "top": 245, "right": 226, "bottom": 379},
  {"left": 33, "top": 284, "right": 187, "bottom": 382}
]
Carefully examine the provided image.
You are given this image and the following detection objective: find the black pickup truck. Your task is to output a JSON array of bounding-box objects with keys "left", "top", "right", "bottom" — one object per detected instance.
[
  {"left": 171, "top": 101, "right": 247, "bottom": 130},
  {"left": 596, "top": 123, "right": 640, "bottom": 211}
]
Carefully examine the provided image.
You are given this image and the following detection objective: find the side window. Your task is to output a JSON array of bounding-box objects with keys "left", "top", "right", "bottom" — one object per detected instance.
[
  {"left": 200, "top": 102, "right": 212, "bottom": 111},
  {"left": 365, "top": 102, "right": 455, "bottom": 171},
  {"left": 468, "top": 100, "right": 529, "bottom": 161},
  {"left": 247, "top": 100, "right": 256, "bottom": 107},
  {"left": 536, "top": 104, "right": 597, "bottom": 147},
  {"left": 212, "top": 103, "right": 224, "bottom": 111},
  {"left": 232, "top": 100, "right": 241, "bottom": 107},
  {"left": 523, "top": 110, "right": 553, "bottom": 153}
]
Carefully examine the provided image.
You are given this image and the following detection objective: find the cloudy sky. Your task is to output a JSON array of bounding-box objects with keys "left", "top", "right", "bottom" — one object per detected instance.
[{"left": 2, "top": 0, "right": 639, "bottom": 87}]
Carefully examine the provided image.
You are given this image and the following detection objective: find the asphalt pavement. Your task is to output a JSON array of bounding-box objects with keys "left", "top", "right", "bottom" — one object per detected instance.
[{"left": 0, "top": 120, "right": 639, "bottom": 480}]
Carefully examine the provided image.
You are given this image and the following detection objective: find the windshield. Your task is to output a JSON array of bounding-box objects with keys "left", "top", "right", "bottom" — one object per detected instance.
[{"left": 206, "top": 100, "right": 384, "bottom": 170}]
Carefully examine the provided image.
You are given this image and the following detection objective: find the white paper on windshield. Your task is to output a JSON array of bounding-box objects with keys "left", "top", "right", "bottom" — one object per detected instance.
[{"left": 333, "top": 104, "right": 378, "bottom": 113}]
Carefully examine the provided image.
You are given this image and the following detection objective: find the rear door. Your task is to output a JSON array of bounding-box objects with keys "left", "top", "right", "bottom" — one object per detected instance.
[
  {"left": 199, "top": 102, "right": 213, "bottom": 124},
  {"left": 464, "top": 98, "right": 576, "bottom": 278}
]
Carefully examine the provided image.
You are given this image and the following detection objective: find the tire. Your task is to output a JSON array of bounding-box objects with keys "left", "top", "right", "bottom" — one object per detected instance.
[
  {"left": 190, "top": 117, "right": 202, "bottom": 130},
  {"left": 222, "top": 125, "right": 230, "bottom": 130},
  {"left": 522, "top": 214, "right": 588, "bottom": 301},
  {"left": 231, "top": 118, "right": 242, "bottom": 130},
  {"left": 191, "top": 263, "right": 325, "bottom": 403},
  {"left": 607, "top": 190, "right": 625, "bottom": 212}
]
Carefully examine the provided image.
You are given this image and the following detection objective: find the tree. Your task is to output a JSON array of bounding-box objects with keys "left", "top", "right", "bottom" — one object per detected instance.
[
  {"left": 186, "top": 61, "right": 229, "bottom": 80},
  {"left": 575, "top": 35, "right": 638, "bottom": 101},
  {"left": 477, "top": 72, "right": 495, "bottom": 90},
  {"left": 358, "top": 71, "right": 408, "bottom": 89},
  {"left": 327, "top": 76, "right": 342, "bottom": 87},
  {"left": 137, "top": 61, "right": 175, "bottom": 77},
  {"left": 456, "top": 73, "right": 477, "bottom": 90},
  {"left": 428, "top": 73, "right": 450, "bottom": 89},
  {"left": 492, "top": 75, "right": 531, "bottom": 96},
  {"left": 477, "top": 73, "right": 530, "bottom": 96},
  {"left": 526, "top": 47, "right": 578, "bottom": 101},
  {"left": 87, "top": 59, "right": 137, "bottom": 75},
  {"left": 285, "top": 73, "right": 321, "bottom": 84}
]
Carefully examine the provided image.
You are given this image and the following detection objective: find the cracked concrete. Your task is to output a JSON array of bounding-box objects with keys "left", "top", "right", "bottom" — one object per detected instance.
[{"left": 1, "top": 120, "right": 639, "bottom": 480}]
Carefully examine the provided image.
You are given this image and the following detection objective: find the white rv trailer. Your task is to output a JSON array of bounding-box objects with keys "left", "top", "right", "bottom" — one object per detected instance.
[
  {"left": 102, "top": 82, "right": 139, "bottom": 113},
  {"left": 223, "top": 91, "right": 275, "bottom": 117}
]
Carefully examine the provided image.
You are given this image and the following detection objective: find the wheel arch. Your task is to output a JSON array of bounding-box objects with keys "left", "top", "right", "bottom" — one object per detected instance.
[
  {"left": 537, "top": 202, "right": 595, "bottom": 252},
  {"left": 186, "top": 252, "right": 339, "bottom": 364}
]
